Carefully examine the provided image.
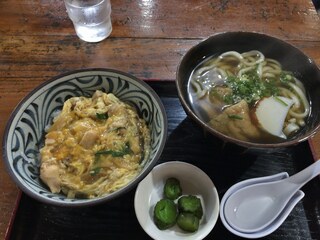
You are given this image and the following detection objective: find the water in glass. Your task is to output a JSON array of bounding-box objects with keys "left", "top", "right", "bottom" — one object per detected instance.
[{"left": 64, "top": 0, "right": 112, "bottom": 42}]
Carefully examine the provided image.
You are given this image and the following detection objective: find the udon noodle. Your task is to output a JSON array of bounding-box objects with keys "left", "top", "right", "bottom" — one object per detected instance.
[{"left": 189, "top": 50, "right": 310, "bottom": 143}]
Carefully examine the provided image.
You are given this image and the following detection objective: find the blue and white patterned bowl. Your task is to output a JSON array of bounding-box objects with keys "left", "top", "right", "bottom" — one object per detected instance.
[{"left": 3, "top": 69, "right": 167, "bottom": 207}]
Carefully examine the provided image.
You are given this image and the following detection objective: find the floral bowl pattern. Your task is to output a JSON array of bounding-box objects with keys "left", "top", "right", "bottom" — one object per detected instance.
[{"left": 3, "top": 69, "right": 167, "bottom": 206}]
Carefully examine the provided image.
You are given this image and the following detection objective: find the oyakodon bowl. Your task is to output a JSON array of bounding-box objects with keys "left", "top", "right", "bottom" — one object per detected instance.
[
  {"left": 3, "top": 69, "right": 167, "bottom": 206},
  {"left": 176, "top": 31, "right": 320, "bottom": 149}
]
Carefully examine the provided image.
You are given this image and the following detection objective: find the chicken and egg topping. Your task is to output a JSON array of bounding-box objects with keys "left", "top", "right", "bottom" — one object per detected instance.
[{"left": 40, "top": 90, "right": 151, "bottom": 198}]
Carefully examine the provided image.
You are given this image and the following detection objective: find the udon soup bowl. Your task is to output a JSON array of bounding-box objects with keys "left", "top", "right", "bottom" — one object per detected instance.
[
  {"left": 3, "top": 69, "right": 167, "bottom": 206},
  {"left": 176, "top": 32, "right": 320, "bottom": 149}
]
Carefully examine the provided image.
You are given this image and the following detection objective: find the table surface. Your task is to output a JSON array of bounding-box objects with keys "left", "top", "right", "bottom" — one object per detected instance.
[{"left": 1, "top": 0, "right": 320, "bottom": 239}]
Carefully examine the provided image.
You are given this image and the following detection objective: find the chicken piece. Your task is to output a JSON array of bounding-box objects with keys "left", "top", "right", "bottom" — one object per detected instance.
[
  {"left": 40, "top": 162, "right": 61, "bottom": 193},
  {"left": 92, "top": 90, "right": 103, "bottom": 99},
  {"left": 209, "top": 100, "right": 261, "bottom": 141},
  {"left": 49, "top": 101, "right": 75, "bottom": 131},
  {"left": 79, "top": 130, "right": 99, "bottom": 149}
]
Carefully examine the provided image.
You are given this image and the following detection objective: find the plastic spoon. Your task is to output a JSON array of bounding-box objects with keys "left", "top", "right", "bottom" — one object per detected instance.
[{"left": 223, "top": 160, "right": 320, "bottom": 233}]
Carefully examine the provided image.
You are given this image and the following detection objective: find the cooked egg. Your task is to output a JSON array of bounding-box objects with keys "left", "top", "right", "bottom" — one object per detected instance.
[{"left": 40, "top": 90, "right": 151, "bottom": 199}]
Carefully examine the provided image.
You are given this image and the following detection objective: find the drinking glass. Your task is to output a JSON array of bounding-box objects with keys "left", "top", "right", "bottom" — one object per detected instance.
[{"left": 64, "top": 0, "right": 112, "bottom": 43}]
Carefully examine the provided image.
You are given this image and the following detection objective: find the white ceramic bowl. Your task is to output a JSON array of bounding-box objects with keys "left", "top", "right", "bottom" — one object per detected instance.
[
  {"left": 134, "top": 161, "right": 219, "bottom": 240},
  {"left": 3, "top": 68, "right": 167, "bottom": 207}
]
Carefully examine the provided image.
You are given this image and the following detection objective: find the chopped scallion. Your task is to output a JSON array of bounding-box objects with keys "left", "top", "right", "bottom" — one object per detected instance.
[
  {"left": 90, "top": 167, "right": 101, "bottom": 176},
  {"left": 228, "top": 114, "right": 243, "bottom": 120},
  {"left": 274, "top": 96, "right": 288, "bottom": 106},
  {"left": 95, "top": 142, "right": 132, "bottom": 157},
  {"left": 96, "top": 112, "right": 108, "bottom": 120}
]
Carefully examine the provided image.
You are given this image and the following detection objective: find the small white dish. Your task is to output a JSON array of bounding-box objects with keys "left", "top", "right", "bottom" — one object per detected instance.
[{"left": 134, "top": 161, "right": 219, "bottom": 240}]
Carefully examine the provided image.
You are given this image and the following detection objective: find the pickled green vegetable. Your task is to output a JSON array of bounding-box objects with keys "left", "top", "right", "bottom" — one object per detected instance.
[
  {"left": 154, "top": 199, "right": 178, "bottom": 230},
  {"left": 152, "top": 178, "right": 205, "bottom": 233},
  {"left": 178, "top": 195, "right": 203, "bottom": 219},
  {"left": 164, "top": 177, "right": 182, "bottom": 200},
  {"left": 177, "top": 212, "right": 200, "bottom": 232}
]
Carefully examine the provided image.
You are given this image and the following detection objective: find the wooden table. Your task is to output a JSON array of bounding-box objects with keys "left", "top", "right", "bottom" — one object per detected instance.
[{"left": 1, "top": 0, "right": 320, "bottom": 239}]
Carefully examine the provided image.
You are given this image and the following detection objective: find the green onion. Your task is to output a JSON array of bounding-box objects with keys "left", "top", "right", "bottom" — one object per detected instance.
[
  {"left": 274, "top": 96, "right": 288, "bottom": 106},
  {"left": 224, "top": 69, "right": 280, "bottom": 104},
  {"left": 228, "top": 114, "right": 243, "bottom": 120},
  {"left": 95, "top": 142, "right": 132, "bottom": 158},
  {"left": 279, "top": 71, "right": 294, "bottom": 84},
  {"left": 90, "top": 167, "right": 101, "bottom": 176},
  {"left": 96, "top": 112, "right": 108, "bottom": 120}
]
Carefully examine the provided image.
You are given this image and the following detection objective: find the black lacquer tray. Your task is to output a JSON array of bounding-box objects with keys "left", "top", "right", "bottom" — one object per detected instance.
[{"left": 9, "top": 81, "right": 320, "bottom": 240}]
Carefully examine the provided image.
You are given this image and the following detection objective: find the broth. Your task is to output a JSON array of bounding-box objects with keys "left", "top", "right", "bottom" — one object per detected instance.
[{"left": 188, "top": 51, "right": 310, "bottom": 143}]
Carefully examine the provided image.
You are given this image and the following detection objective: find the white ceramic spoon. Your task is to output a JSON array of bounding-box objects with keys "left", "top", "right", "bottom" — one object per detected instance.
[
  {"left": 220, "top": 172, "right": 305, "bottom": 238},
  {"left": 221, "top": 191, "right": 304, "bottom": 238},
  {"left": 223, "top": 160, "right": 320, "bottom": 233}
]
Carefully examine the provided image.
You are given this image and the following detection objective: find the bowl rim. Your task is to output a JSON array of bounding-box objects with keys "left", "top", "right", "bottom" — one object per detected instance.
[
  {"left": 176, "top": 31, "right": 320, "bottom": 149},
  {"left": 2, "top": 68, "right": 168, "bottom": 206}
]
